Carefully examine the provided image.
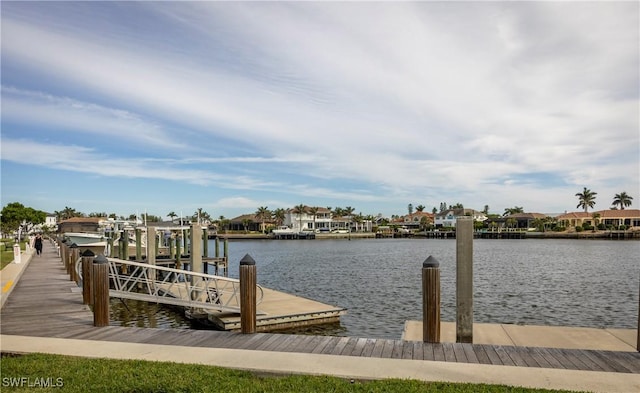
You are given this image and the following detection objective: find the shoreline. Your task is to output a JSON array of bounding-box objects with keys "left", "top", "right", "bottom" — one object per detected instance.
[{"left": 212, "top": 230, "right": 640, "bottom": 240}]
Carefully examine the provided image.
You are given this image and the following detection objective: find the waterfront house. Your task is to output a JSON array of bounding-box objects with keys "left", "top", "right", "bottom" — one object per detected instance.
[
  {"left": 502, "top": 212, "right": 549, "bottom": 230},
  {"left": 393, "top": 211, "right": 434, "bottom": 231},
  {"left": 57, "top": 217, "right": 105, "bottom": 234},
  {"left": 557, "top": 209, "right": 640, "bottom": 229},
  {"left": 434, "top": 208, "right": 487, "bottom": 228}
]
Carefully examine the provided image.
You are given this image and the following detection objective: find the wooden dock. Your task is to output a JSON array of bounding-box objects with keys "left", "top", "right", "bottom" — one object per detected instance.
[{"left": 1, "top": 245, "right": 639, "bottom": 376}]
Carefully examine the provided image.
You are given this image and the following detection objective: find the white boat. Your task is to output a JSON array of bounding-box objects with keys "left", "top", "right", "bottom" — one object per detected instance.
[
  {"left": 63, "top": 232, "right": 105, "bottom": 246},
  {"left": 272, "top": 226, "right": 296, "bottom": 235}
]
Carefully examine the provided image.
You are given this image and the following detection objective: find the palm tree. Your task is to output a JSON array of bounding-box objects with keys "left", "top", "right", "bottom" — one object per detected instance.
[
  {"left": 407, "top": 203, "right": 414, "bottom": 215},
  {"left": 167, "top": 211, "right": 177, "bottom": 223},
  {"left": 272, "top": 208, "right": 286, "bottom": 227},
  {"left": 344, "top": 206, "right": 355, "bottom": 232},
  {"left": 503, "top": 206, "right": 524, "bottom": 216},
  {"left": 415, "top": 205, "right": 425, "bottom": 212},
  {"left": 307, "top": 206, "right": 319, "bottom": 231},
  {"left": 292, "top": 204, "right": 307, "bottom": 231},
  {"left": 255, "top": 206, "right": 271, "bottom": 234},
  {"left": 591, "top": 212, "right": 601, "bottom": 232},
  {"left": 575, "top": 187, "right": 597, "bottom": 212},
  {"left": 242, "top": 218, "right": 251, "bottom": 233},
  {"left": 612, "top": 192, "right": 633, "bottom": 210}
]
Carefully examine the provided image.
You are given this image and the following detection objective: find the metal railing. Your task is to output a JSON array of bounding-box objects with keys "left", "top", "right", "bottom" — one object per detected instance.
[{"left": 78, "top": 257, "right": 263, "bottom": 313}]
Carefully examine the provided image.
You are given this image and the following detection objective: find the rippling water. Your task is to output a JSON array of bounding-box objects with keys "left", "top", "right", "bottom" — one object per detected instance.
[{"left": 111, "top": 238, "right": 639, "bottom": 339}]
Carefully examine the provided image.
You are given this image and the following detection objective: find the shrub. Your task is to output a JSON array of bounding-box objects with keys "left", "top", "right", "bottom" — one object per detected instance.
[{"left": 575, "top": 226, "right": 584, "bottom": 232}]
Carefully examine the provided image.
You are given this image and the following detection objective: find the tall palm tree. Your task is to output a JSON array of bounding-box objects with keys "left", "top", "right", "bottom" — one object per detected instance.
[
  {"left": 272, "top": 208, "right": 286, "bottom": 227},
  {"left": 591, "top": 212, "right": 601, "bottom": 231},
  {"left": 612, "top": 192, "right": 633, "bottom": 210},
  {"left": 415, "top": 205, "right": 425, "bottom": 212},
  {"left": 255, "top": 206, "right": 271, "bottom": 234},
  {"left": 167, "top": 211, "right": 177, "bottom": 222},
  {"left": 575, "top": 187, "right": 597, "bottom": 212},
  {"left": 344, "top": 206, "right": 355, "bottom": 232},
  {"left": 307, "top": 206, "right": 319, "bottom": 231},
  {"left": 292, "top": 204, "right": 307, "bottom": 231}
]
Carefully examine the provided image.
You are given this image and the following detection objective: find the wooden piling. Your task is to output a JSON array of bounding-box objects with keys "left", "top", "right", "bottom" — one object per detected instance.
[
  {"left": 456, "top": 216, "right": 473, "bottom": 343},
  {"left": 239, "top": 254, "right": 257, "bottom": 334},
  {"left": 92, "top": 254, "right": 110, "bottom": 327},
  {"left": 81, "top": 249, "right": 95, "bottom": 305},
  {"left": 190, "top": 225, "right": 202, "bottom": 300},
  {"left": 176, "top": 235, "right": 182, "bottom": 269},
  {"left": 135, "top": 228, "right": 142, "bottom": 261},
  {"left": 422, "top": 255, "right": 441, "bottom": 343},
  {"left": 215, "top": 237, "right": 219, "bottom": 258},
  {"left": 147, "top": 226, "right": 156, "bottom": 282},
  {"left": 69, "top": 243, "right": 78, "bottom": 281}
]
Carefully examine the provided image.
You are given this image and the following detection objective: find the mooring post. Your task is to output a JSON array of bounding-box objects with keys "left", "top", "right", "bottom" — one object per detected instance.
[
  {"left": 81, "top": 249, "right": 95, "bottom": 305},
  {"left": 69, "top": 243, "right": 78, "bottom": 281},
  {"left": 135, "top": 228, "right": 142, "bottom": 261},
  {"left": 637, "top": 279, "right": 639, "bottom": 352},
  {"left": 422, "top": 255, "right": 441, "bottom": 343},
  {"left": 190, "top": 225, "right": 203, "bottom": 300},
  {"left": 456, "top": 216, "right": 473, "bottom": 343},
  {"left": 92, "top": 254, "right": 109, "bottom": 327},
  {"left": 239, "top": 254, "right": 257, "bottom": 334},
  {"left": 175, "top": 235, "right": 182, "bottom": 269},
  {"left": 202, "top": 227, "right": 208, "bottom": 258},
  {"left": 224, "top": 238, "right": 229, "bottom": 259},
  {"left": 147, "top": 226, "right": 156, "bottom": 282},
  {"left": 215, "top": 237, "right": 220, "bottom": 258}
]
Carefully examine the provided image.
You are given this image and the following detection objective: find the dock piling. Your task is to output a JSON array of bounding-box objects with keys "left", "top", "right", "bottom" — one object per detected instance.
[
  {"left": 456, "top": 216, "right": 473, "bottom": 343},
  {"left": 69, "top": 243, "right": 78, "bottom": 282},
  {"left": 239, "top": 254, "right": 257, "bottom": 334},
  {"left": 92, "top": 254, "right": 110, "bottom": 327},
  {"left": 81, "top": 249, "right": 95, "bottom": 305},
  {"left": 422, "top": 255, "right": 441, "bottom": 343}
]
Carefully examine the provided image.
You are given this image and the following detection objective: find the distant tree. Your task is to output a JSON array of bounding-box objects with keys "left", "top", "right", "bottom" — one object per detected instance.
[
  {"left": 591, "top": 212, "right": 601, "bottom": 232},
  {"left": 255, "top": 206, "right": 271, "bottom": 234},
  {"left": 1, "top": 202, "right": 46, "bottom": 238},
  {"left": 408, "top": 203, "right": 414, "bottom": 215},
  {"left": 272, "top": 208, "right": 286, "bottom": 227},
  {"left": 352, "top": 214, "right": 363, "bottom": 232},
  {"left": 88, "top": 212, "right": 107, "bottom": 218},
  {"left": 612, "top": 192, "right": 633, "bottom": 210},
  {"left": 307, "top": 206, "right": 319, "bottom": 231},
  {"left": 432, "top": 207, "right": 438, "bottom": 214},
  {"left": 167, "top": 211, "right": 177, "bottom": 222},
  {"left": 450, "top": 203, "right": 464, "bottom": 209},
  {"left": 58, "top": 206, "right": 83, "bottom": 220},
  {"left": 503, "top": 206, "right": 524, "bottom": 216},
  {"left": 483, "top": 205, "right": 489, "bottom": 214},
  {"left": 292, "top": 204, "right": 307, "bottom": 231},
  {"left": 415, "top": 205, "right": 425, "bottom": 212},
  {"left": 217, "top": 215, "right": 229, "bottom": 233},
  {"left": 576, "top": 187, "right": 597, "bottom": 212},
  {"left": 242, "top": 218, "right": 251, "bottom": 233},
  {"left": 439, "top": 202, "right": 447, "bottom": 213}
]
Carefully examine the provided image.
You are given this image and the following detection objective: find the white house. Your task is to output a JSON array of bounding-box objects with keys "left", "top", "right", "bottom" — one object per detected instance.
[
  {"left": 434, "top": 208, "right": 487, "bottom": 228},
  {"left": 282, "top": 206, "right": 373, "bottom": 232}
]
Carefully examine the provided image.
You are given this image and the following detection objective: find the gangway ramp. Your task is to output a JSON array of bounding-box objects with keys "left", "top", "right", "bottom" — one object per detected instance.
[{"left": 90, "top": 257, "right": 346, "bottom": 332}]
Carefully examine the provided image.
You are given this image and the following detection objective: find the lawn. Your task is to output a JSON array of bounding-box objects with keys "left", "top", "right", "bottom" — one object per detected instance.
[{"left": 0, "top": 353, "right": 581, "bottom": 393}]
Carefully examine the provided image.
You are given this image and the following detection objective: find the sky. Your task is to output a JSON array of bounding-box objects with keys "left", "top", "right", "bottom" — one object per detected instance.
[{"left": 1, "top": 1, "right": 638, "bottom": 220}]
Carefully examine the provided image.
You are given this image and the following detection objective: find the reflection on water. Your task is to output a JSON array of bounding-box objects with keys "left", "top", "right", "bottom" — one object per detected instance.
[
  {"left": 108, "top": 238, "right": 639, "bottom": 339},
  {"left": 110, "top": 298, "right": 196, "bottom": 329}
]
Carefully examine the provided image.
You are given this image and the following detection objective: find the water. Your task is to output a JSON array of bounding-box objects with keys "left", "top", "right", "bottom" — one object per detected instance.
[{"left": 111, "top": 238, "right": 639, "bottom": 339}]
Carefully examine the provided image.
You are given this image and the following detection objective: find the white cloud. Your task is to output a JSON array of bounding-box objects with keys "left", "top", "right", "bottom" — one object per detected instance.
[{"left": 1, "top": 2, "right": 637, "bottom": 215}]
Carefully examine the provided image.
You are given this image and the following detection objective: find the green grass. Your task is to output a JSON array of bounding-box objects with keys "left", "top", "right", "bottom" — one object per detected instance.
[
  {"left": 0, "top": 353, "right": 581, "bottom": 393},
  {"left": 0, "top": 240, "right": 22, "bottom": 270}
]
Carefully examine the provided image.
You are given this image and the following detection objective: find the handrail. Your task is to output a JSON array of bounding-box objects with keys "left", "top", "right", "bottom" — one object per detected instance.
[{"left": 77, "top": 257, "right": 264, "bottom": 313}]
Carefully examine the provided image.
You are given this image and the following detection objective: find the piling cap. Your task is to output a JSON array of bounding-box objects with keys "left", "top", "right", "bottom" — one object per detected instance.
[
  {"left": 423, "top": 255, "right": 439, "bottom": 268},
  {"left": 70, "top": 243, "right": 78, "bottom": 248},
  {"left": 239, "top": 253, "right": 256, "bottom": 265},
  {"left": 81, "top": 249, "right": 95, "bottom": 257},
  {"left": 93, "top": 254, "right": 108, "bottom": 264}
]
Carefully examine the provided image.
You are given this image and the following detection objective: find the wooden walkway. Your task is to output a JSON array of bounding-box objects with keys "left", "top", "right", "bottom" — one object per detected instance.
[{"left": 1, "top": 244, "right": 639, "bottom": 374}]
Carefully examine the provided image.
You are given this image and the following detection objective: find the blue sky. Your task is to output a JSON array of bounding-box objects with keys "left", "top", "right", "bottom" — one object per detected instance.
[{"left": 1, "top": 2, "right": 638, "bottom": 220}]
